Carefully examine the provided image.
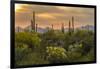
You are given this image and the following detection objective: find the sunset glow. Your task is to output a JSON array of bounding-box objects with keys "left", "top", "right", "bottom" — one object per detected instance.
[
  {"left": 15, "top": 4, "right": 94, "bottom": 29},
  {"left": 15, "top": 4, "right": 22, "bottom": 12}
]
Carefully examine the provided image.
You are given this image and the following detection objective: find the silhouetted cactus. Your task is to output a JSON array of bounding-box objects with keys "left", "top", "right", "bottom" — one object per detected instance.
[
  {"left": 72, "top": 16, "right": 74, "bottom": 32},
  {"left": 17, "top": 26, "right": 20, "bottom": 32},
  {"left": 36, "top": 24, "right": 38, "bottom": 32},
  {"left": 51, "top": 24, "right": 53, "bottom": 30},
  {"left": 69, "top": 20, "right": 71, "bottom": 35},
  {"left": 31, "top": 11, "right": 35, "bottom": 31},
  {"left": 61, "top": 23, "right": 64, "bottom": 33},
  {"left": 31, "top": 20, "right": 33, "bottom": 30}
]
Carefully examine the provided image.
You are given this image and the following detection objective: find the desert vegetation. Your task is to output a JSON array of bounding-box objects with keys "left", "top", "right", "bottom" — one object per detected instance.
[{"left": 15, "top": 29, "right": 95, "bottom": 66}]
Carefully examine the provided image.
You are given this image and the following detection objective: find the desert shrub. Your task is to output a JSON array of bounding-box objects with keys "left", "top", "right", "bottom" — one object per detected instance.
[
  {"left": 67, "top": 43, "right": 83, "bottom": 62},
  {"left": 16, "top": 52, "right": 50, "bottom": 66},
  {"left": 15, "top": 30, "right": 95, "bottom": 66},
  {"left": 15, "top": 32, "right": 41, "bottom": 50},
  {"left": 46, "top": 46, "right": 68, "bottom": 63},
  {"left": 77, "top": 48, "right": 95, "bottom": 62},
  {"left": 41, "top": 30, "right": 65, "bottom": 46},
  {"left": 64, "top": 30, "right": 94, "bottom": 51},
  {"left": 15, "top": 44, "right": 31, "bottom": 66}
]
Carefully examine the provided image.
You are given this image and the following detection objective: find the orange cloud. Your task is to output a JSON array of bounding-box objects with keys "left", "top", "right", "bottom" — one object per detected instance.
[
  {"left": 15, "top": 4, "right": 94, "bottom": 30},
  {"left": 15, "top": 4, "right": 30, "bottom": 12},
  {"left": 37, "top": 13, "right": 56, "bottom": 19}
]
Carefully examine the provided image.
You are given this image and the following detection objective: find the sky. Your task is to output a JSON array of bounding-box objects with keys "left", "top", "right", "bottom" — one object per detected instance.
[{"left": 15, "top": 3, "right": 94, "bottom": 30}]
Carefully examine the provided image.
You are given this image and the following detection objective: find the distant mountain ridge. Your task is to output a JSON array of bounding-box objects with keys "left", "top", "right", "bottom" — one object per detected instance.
[
  {"left": 15, "top": 26, "right": 46, "bottom": 33},
  {"left": 15, "top": 27, "right": 24, "bottom": 32},
  {"left": 15, "top": 25, "right": 94, "bottom": 33},
  {"left": 78, "top": 25, "right": 94, "bottom": 31}
]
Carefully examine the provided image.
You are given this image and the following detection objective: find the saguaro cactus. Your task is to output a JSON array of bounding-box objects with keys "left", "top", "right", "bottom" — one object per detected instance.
[
  {"left": 69, "top": 20, "right": 71, "bottom": 34},
  {"left": 17, "top": 26, "right": 20, "bottom": 32},
  {"left": 72, "top": 16, "right": 74, "bottom": 32},
  {"left": 31, "top": 20, "right": 33, "bottom": 30},
  {"left": 61, "top": 23, "right": 64, "bottom": 33},
  {"left": 36, "top": 24, "right": 38, "bottom": 32},
  {"left": 31, "top": 11, "right": 35, "bottom": 31},
  {"left": 51, "top": 24, "right": 54, "bottom": 30}
]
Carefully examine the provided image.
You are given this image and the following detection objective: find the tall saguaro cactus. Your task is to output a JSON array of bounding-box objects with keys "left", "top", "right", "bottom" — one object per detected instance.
[
  {"left": 69, "top": 20, "right": 71, "bottom": 34},
  {"left": 61, "top": 23, "right": 64, "bottom": 33},
  {"left": 33, "top": 11, "right": 35, "bottom": 30},
  {"left": 72, "top": 16, "right": 74, "bottom": 32},
  {"left": 51, "top": 24, "right": 54, "bottom": 30},
  {"left": 31, "top": 20, "right": 34, "bottom": 31},
  {"left": 36, "top": 24, "right": 38, "bottom": 32},
  {"left": 17, "top": 26, "right": 20, "bottom": 32},
  {"left": 31, "top": 11, "right": 35, "bottom": 31}
]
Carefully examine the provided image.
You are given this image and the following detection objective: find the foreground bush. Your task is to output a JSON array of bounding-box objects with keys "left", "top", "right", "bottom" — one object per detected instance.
[
  {"left": 15, "top": 30, "right": 95, "bottom": 66},
  {"left": 46, "top": 46, "right": 68, "bottom": 63},
  {"left": 15, "top": 32, "right": 41, "bottom": 50},
  {"left": 15, "top": 44, "right": 31, "bottom": 66}
]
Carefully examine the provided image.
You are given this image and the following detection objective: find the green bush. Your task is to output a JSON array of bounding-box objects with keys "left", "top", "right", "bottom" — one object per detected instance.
[
  {"left": 15, "top": 44, "right": 31, "bottom": 66},
  {"left": 15, "top": 30, "right": 95, "bottom": 66},
  {"left": 16, "top": 52, "right": 50, "bottom": 66},
  {"left": 15, "top": 32, "right": 41, "bottom": 50},
  {"left": 46, "top": 46, "right": 68, "bottom": 63}
]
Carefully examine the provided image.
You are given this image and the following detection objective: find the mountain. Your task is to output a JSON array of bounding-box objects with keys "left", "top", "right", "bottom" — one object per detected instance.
[
  {"left": 79, "top": 25, "right": 94, "bottom": 31},
  {"left": 24, "top": 25, "right": 47, "bottom": 33},
  {"left": 64, "top": 28, "right": 69, "bottom": 32},
  {"left": 37, "top": 27, "right": 48, "bottom": 33},
  {"left": 15, "top": 25, "right": 94, "bottom": 33},
  {"left": 24, "top": 26, "right": 32, "bottom": 32},
  {"left": 64, "top": 25, "right": 94, "bottom": 32},
  {"left": 15, "top": 27, "right": 24, "bottom": 32}
]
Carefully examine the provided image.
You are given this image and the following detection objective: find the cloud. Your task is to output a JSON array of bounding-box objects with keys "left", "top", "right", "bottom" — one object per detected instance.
[
  {"left": 15, "top": 4, "right": 95, "bottom": 29},
  {"left": 37, "top": 13, "right": 56, "bottom": 19}
]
